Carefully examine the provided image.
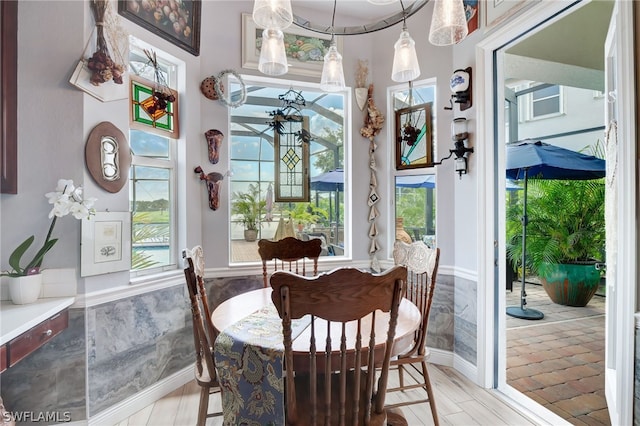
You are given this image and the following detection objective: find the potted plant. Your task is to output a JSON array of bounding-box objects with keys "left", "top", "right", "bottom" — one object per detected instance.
[
  {"left": 231, "top": 184, "right": 266, "bottom": 242},
  {"left": 286, "top": 203, "right": 327, "bottom": 232},
  {"left": 506, "top": 178, "right": 605, "bottom": 306},
  {"left": 1, "top": 179, "right": 96, "bottom": 304}
]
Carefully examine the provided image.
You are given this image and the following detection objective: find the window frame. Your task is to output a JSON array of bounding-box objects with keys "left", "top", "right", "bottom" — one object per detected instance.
[{"left": 128, "top": 44, "right": 179, "bottom": 277}]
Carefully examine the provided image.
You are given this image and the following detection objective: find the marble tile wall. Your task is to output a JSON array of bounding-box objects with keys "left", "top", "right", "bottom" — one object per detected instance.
[
  {"left": 427, "top": 274, "right": 455, "bottom": 351},
  {"left": 454, "top": 276, "right": 477, "bottom": 365},
  {"left": 1, "top": 309, "right": 86, "bottom": 423},
  {"left": 87, "top": 286, "right": 192, "bottom": 416}
]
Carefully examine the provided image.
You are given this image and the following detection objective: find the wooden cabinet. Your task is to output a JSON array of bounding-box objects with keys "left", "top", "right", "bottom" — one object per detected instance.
[
  {"left": 0, "top": 345, "right": 6, "bottom": 373},
  {"left": 7, "top": 310, "right": 68, "bottom": 367}
]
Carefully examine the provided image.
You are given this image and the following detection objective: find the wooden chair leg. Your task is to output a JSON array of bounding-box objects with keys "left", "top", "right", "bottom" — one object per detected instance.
[
  {"left": 386, "top": 407, "right": 409, "bottom": 426},
  {"left": 398, "top": 365, "right": 405, "bottom": 390},
  {"left": 421, "top": 361, "right": 439, "bottom": 426},
  {"left": 197, "top": 385, "right": 210, "bottom": 426}
]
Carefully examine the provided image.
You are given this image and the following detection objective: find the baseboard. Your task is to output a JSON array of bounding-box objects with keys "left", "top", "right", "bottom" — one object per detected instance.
[
  {"left": 88, "top": 367, "right": 192, "bottom": 426},
  {"left": 428, "top": 347, "right": 454, "bottom": 367},
  {"left": 453, "top": 353, "right": 480, "bottom": 385}
]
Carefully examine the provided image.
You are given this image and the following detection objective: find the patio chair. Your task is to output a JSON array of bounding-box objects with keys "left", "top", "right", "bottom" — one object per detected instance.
[{"left": 386, "top": 240, "right": 440, "bottom": 425}]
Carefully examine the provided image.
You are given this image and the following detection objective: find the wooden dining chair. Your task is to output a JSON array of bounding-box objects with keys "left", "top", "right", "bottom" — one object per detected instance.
[
  {"left": 270, "top": 266, "right": 408, "bottom": 426},
  {"left": 258, "top": 236, "right": 322, "bottom": 288},
  {"left": 386, "top": 240, "right": 440, "bottom": 425},
  {"left": 182, "top": 246, "right": 222, "bottom": 426}
]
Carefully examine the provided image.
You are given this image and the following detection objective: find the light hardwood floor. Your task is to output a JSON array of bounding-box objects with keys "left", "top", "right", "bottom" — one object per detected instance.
[{"left": 117, "top": 364, "right": 538, "bottom": 426}]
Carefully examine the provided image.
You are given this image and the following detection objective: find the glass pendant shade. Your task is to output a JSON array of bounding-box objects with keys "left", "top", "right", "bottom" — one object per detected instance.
[
  {"left": 320, "top": 40, "right": 345, "bottom": 92},
  {"left": 258, "top": 29, "right": 288, "bottom": 76},
  {"left": 391, "top": 29, "right": 421, "bottom": 82},
  {"left": 252, "top": 0, "right": 293, "bottom": 30},
  {"left": 428, "top": 0, "right": 468, "bottom": 46}
]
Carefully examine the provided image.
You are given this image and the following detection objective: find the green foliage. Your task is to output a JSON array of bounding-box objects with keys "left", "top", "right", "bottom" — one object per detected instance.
[
  {"left": 3, "top": 235, "right": 58, "bottom": 277},
  {"left": 285, "top": 203, "right": 328, "bottom": 226},
  {"left": 231, "top": 184, "right": 266, "bottom": 231},
  {"left": 131, "top": 212, "right": 163, "bottom": 270},
  {"left": 506, "top": 179, "right": 605, "bottom": 276}
]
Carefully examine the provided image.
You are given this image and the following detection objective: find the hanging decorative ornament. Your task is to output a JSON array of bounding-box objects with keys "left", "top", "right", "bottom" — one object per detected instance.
[
  {"left": 86, "top": 0, "right": 125, "bottom": 86},
  {"left": 214, "top": 69, "right": 247, "bottom": 108},
  {"left": 140, "top": 49, "right": 176, "bottom": 117}
]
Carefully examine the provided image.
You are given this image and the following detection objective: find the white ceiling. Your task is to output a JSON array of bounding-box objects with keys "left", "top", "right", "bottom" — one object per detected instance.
[{"left": 505, "top": 0, "right": 614, "bottom": 91}]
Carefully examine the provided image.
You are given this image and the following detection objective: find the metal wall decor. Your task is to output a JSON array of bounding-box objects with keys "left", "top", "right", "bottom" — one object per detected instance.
[
  {"left": 269, "top": 89, "right": 311, "bottom": 203},
  {"left": 85, "top": 121, "right": 131, "bottom": 193}
]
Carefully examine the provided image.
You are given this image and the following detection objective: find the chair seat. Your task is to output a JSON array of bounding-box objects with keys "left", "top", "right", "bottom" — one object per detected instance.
[
  {"left": 194, "top": 359, "right": 216, "bottom": 387},
  {"left": 291, "top": 371, "right": 387, "bottom": 426}
]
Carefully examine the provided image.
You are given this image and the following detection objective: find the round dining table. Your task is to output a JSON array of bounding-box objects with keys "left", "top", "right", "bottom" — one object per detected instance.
[
  {"left": 211, "top": 287, "right": 421, "bottom": 425},
  {"left": 211, "top": 287, "right": 422, "bottom": 365}
]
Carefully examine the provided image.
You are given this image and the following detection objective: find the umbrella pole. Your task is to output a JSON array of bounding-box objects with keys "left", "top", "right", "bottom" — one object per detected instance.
[{"left": 506, "top": 169, "right": 544, "bottom": 320}]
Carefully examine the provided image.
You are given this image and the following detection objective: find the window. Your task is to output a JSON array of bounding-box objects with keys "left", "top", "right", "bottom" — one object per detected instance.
[
  {"left": 128, "top": 47, "right": 177, "bottom": 274},
  {"left": 520, "top": 84, "right": 564, "bottom": 121},
  {"left": 390, "top": 81, "right": 437, "bottom": 246},
  {"left": 229, "top": 77, "right": 347, "bottom": 263}
]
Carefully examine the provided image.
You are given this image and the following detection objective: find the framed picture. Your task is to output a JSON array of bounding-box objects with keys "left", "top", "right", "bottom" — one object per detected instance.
[
  {"left": 241, "top": 13, "right": 342, "bottom": 78},
  {"left": 395, "top": 103, "right": 434, "bottom": 170},
  {"left": 464, "top": 0, "right": 479, "bottom": 35},
  {"left": 1, "top": 0, "right": 17, "bottom": 194},
  {"left": 81, "top": 212, "right": 131, "bottom": 277},
  {"left": 118, "top": 0, "right": 201, "bottom": 56},
  {"left": 484, "top": 0, "right": 536, "bottom": 30}
]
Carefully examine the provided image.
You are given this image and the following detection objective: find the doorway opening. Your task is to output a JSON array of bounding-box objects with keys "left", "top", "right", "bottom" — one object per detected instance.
[{"left": 496, "top": 1, "right": 613, "bottom": 424}]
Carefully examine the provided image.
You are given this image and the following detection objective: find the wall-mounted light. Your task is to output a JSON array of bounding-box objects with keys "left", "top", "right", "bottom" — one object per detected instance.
[
  {"left": 433, "top": 117, "right": 474, "bottom": 178},
  {"left": 445, "top": 67, "right": 472, "bottom": 111}
]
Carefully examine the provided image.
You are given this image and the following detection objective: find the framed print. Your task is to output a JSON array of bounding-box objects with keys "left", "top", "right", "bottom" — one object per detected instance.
[
  {"left": 464, "top": 0, "right": 479, "bottom": 35},
  {"left": 241, "top": 13, "right": 342, "bottom": 78},
  {"left": 395, "top": 103, "right": 434, "bottom": 170},
  {"left": 485, "top": 0, "right": 537, "bottom": 30},
  {"left": 118, "top": 0, "right": 201, "bottom": 56},
  {"left": 81, "top": 212, "right": 131, "bottom": 277}
]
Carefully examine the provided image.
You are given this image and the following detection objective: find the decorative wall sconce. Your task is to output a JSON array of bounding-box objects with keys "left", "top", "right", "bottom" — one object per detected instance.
[
  {"left": 194, "top": 166, "right": 224, "bottom": 211},
  {"left": 433, "top": 117, "right": 474, "bottom": 177},
  {"left": 445, "top": 67, "right": 472, "bottom": 111}
]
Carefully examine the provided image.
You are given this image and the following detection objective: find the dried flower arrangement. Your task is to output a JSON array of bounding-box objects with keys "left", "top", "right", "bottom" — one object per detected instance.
[
  {"left": 87, "top": 0, "right": 126, "bottom": 86},
  {"left": 355, "top": 60, "right": 369, "bottom": 89}
]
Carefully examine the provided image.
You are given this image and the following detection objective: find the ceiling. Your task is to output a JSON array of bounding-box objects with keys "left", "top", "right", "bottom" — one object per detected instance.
[{"left": 505, "top": 0, "right": 614, "bottom": 91}]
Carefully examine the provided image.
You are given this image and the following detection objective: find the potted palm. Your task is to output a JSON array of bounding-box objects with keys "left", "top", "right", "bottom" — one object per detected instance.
[
  {"left": 231, "top": 184, "right": 265, "bottom": 242},
  {"left": 506, "top": 178, "right": 605, "bottom": 306},
  {"left": 286, "top": 203, "right": 327, "bottom": 232}
]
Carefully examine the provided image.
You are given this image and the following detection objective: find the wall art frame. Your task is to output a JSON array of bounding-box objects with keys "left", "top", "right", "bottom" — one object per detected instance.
[
  {"left": 464, "top": 0, "right": 480, "bottom": 35},
  {"left": 484, "top": 0, "right": 536, "bottom": 30},
  {"left": 241, "top": 13, "right": 342, "bottom": 78},
  {"left": 395, "top": 102, "right": 434, "bottom": 170},
  {"left": 129, "top": 74, "right": 180, "bottom": 139},
  {"left": 81, "top": 211, "right": 131, "bottom": 277},
  {"left": 118, "top": 0, "right": 201, "bottom": 56},
  {"left": 1, "top": 0, "right": 17, "bottom": 194}
]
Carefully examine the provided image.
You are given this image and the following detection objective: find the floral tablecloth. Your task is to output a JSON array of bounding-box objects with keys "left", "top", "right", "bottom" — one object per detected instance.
[{"left": 213, "top": 304, "right": 309, "bottom": 426}]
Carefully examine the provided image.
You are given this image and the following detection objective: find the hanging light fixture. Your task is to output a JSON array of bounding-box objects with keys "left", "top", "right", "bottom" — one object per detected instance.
[
  {"left": 428, "top": 0, "right": 468, "bottom": 46},
  {"left": 258, "top": 29, "right": 288, "bottom": 76},
  {"left": 391, "top": 3, "right": 420, "bottom": 83},
  {"left": 252, "top": 0, "right": 293, "bottom": 30},
  {"left": 320, "top": 1, "right": 345, "bottom": 92}
]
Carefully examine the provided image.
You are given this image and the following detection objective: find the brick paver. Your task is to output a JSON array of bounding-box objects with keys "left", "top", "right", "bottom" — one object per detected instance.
[{"left": 506, "top": 283, "right": 609, "bottom": 425}]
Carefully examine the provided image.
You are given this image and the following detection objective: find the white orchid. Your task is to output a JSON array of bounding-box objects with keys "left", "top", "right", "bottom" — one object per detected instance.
[{"left": 2, "top": 179, "right": 96, "bottom": 277}]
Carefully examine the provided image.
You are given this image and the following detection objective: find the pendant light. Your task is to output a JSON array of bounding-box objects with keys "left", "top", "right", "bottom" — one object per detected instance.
[
  {"left": 258, "top": 28, "right": 288, "bottom": 76},
  {"left": 252, "top": 0, "right": 293, "bottom": 30},
  {"left": 391, "top": 8, "right": 420, "bottom": 82},
  {"left": 320, "top": 1, "right": 345, "bottom": 92},
  {"left": 428, "top": 0, "right": 468, "bottom": 46}
]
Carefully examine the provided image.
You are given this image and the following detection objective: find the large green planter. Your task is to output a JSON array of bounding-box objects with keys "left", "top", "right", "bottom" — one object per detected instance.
[{"left": 539, "top": 262, "right": 601, "bottom": 307}]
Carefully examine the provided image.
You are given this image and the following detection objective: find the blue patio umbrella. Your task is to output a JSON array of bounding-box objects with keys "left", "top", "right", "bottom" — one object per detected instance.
[
  {"left": 506, "top": 140, "right": 606, "bottom": 320},
  {"left": 397, "top": 174, "right": 522, "bottom": 190},
  {"left": 310, "top": 169, "right": 344, "bottom": 225}
]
